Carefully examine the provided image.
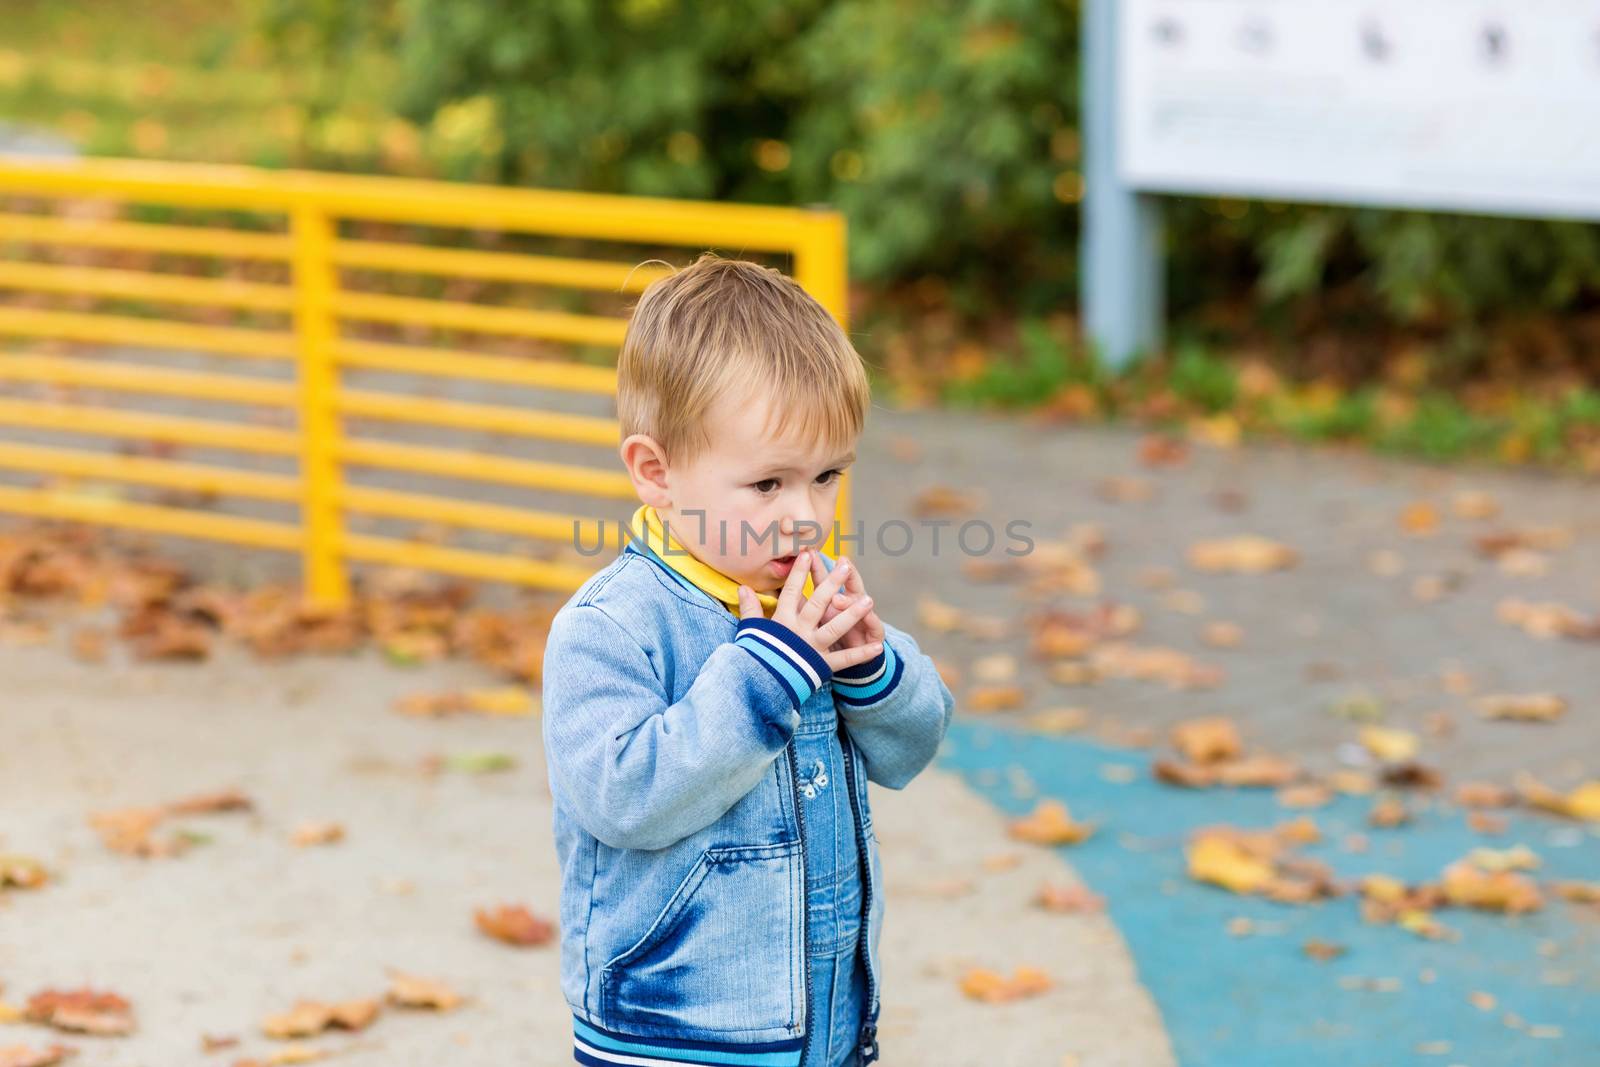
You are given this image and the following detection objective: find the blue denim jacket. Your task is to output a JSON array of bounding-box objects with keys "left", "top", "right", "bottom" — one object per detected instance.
[{"left": 541, "top": 539, "right": 955, "bottom": 1066}]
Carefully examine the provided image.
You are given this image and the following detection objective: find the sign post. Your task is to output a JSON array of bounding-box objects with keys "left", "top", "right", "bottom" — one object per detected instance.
[{"left": 1083, "top": 0, "right": 1600, "bottom": 370}]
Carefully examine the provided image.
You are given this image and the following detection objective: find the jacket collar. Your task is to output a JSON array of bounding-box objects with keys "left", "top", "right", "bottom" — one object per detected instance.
[{"left": 624, "top": 503, "right": 817, "bottom": 620}]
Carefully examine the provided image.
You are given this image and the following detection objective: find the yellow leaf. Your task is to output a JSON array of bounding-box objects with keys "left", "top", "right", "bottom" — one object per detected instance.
[
  {"left": 1187, "top": 835, "right": 1274, "bottom": 894},
  {"left": 1359, "top": 726, "right": 1419, "bottom": 763},
  {"left": 465, "top": 686, "right": 535, "bottom": 716}
]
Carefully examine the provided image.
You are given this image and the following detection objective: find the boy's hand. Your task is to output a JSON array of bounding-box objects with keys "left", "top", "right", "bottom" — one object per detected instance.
[
  {"left": 736, "top": 550, "right": 883, "bottom": 674},
  {"left": 810, "top": 552, "right": 886, "bottom": 656}
]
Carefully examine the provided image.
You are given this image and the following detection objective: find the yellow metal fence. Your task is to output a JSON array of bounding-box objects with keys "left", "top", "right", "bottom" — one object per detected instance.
[{"left": 0, "top": 156, "right": 850, "bottom": 607}]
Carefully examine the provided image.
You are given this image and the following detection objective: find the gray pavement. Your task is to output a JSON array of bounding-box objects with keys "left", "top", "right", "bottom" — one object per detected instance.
[{"left": 3, "top": 401, "right": 1598, "bottom": 1065}]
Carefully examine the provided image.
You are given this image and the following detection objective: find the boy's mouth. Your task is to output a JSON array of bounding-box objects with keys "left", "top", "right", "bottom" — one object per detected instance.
[{"left": 767, "top": 553, "right": 798, "bottom": 577}]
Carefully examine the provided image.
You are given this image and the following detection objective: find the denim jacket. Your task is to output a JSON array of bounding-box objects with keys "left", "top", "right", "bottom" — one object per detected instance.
[{"left": 541, "top": 538, "right": 956, "bottom": 1066}]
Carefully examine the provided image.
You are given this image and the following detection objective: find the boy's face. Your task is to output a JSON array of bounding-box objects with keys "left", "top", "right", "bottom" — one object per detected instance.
[{"left": 645, "top": 390, "right": 855, "bottom": 594}]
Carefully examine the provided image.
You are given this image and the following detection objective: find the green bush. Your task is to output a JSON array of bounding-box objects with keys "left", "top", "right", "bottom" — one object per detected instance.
[{"left": 257, "top": 0, "right": 1600, "bottom": 357}]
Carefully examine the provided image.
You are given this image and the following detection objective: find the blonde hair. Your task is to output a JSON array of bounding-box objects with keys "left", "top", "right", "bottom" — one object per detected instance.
[{"left": 616, "top": 252, "right": 871, "bottom": 468}]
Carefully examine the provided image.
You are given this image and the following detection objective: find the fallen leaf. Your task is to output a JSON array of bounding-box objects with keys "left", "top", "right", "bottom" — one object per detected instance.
[
  {"left": 384, "top": 972, "right": 462, "bottom": 1012},
  {"left": 1368, "top": 797, "right": 1411, "bottom": 828},
  {"left": 1399, "top": 502, "right": 1440, "bottom": 536},
  {"left": 1278, "top": 783, "right": 1333, "bottom": 810},
  {"left": 0, "top": 1046, "right": 77, "bottom": 1067},
  {"left": 290, "top": 822, "right": 344, "bottom": 848},
  {"left": 1476, "top": 693, "right": 1567, "bottom": 723},
  {"left": 1137, "top": 434, "right": 1189, "bottom": 467},
  {"left": 474, "top": 904, "right": 555, "bottom": 947},
  {"left": 1359, "top": 726, "right": 1420, "bottom": 763},
  {"left": 1441, "top": 860, "right": 1543, "bottom": 914},
  {"left": 966, "top": 685, "right": 1027, "bottom": 713},
  {"left": 1026, "top": 707, "right": 1091, "bottom": 734},
  {"left": 0, "top": 855, "right": 48, "bottom": 890},
  {"left": 1170, "top": 717, "right": 1241, "bottom": 764},
  {"left": 1033, "top": 881, "right": 1105, "bottom": 913},
  {"left": 1186, "top": 536, "right": 1298, "bottom": 573},
  {"left": 958, "top": 966, "right": 1053, "bottom": 1003},
  {"left": 261, "top": 999, "right": 378, "bottom": 1039},
  {"left": 1007, "top": 800, "right": 1095, "bottom": 846},
  {"left": 1515, "top": 774, "right": 1600, "bottom": 822},
  {"left": 1187, "top": 835, "right": 1275, "bottom": 895},
  {"left": 1302, "top": 940, "right": 1346, "bottom": 962},
  {"left": 24, "top": 989, "right": 134, "bottom": 1036}
]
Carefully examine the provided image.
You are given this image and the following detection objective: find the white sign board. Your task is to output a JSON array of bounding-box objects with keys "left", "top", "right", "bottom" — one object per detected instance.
[{"left": 1118, "top": 1, "right": 1600, "bottom": 220}]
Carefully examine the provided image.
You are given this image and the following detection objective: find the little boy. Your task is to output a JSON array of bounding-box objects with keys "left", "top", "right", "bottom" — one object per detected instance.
[{"left": 542, "top": 254, "right": 955, "bottom": 1067}]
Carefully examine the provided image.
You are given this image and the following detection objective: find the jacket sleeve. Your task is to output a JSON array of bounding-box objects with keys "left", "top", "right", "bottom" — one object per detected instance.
[
  {"left": 541, "top": 603, "right": 833, "bottom": 852},
  {"left": 832, "top": 616, "right": 955, "bottom": 789}
]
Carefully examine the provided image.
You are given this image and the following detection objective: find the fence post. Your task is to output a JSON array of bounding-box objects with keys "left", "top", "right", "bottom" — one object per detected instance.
[
  {"left": 289, "top": 202, "right": 349, "bottom": 609},
  {"left": 794, "top": 211, "right": 852, "bottom": 562}
]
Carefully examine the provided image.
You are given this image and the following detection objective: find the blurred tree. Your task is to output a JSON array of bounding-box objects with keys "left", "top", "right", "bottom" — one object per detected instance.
[{"left": 258, "top": 0, "right": 1600, "bottom": 367}]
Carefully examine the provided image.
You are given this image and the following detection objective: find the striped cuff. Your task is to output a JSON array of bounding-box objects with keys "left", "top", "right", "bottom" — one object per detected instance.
[
  {"left": 832, "top": 638, "right": 904, "bottom": 709},
  {"left": 574, "top": 1014, "right": 802, "bottom": 1066},
  {"left": 734, "top": 617, "right": 832, "bottom": 707}
]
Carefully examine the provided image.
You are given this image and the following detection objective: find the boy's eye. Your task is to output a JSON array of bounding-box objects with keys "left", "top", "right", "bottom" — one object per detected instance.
[{"left": 751, "top": 470, "right": 844, "bottom": 494}]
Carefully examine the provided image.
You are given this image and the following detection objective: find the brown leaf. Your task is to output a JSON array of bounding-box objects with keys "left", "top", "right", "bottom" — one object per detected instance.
[
  {"left": 24, "top": 989, "right": 134, "bottom": 1036},
  {"left": 1006, "top": 800, "right": 1095, "bottom": 846},
  {"left": 1476, "top": 693, "right": 1567, "bottom": 723},
  {"left": 0, "top": 855, "right": 49, "bottom": 890},
  {"left": 1214, "top": 755, "right": 1301, "bottom": 788},
  {"left": 260, "top": 999, "right": 379, "bottom": 1039},
  {"left": 1200, "top": 621, "right": 1244, "bottom": 648},
  {"left": 1033, "top": 881, "right": 1105, "bottom": 914},
  {"left": 384, "top": 972, "right": 462, "bottom": 1012},
  {"left": 1302, "top": 939, "right": 1346, "bottom": 962},
  {"left": 290, "top": 822, "right": 345, "bottom": 848},
  {"left": 1153, "top": 759, "right": 1219, "bottom": 788},
  {"left": 1368, "top": 797, "right": 1411, "bottom": 828},
  {"left": 1026, "top": 707, "right": 1090, "bottom": 733},
  {"left": 474, "top": 904, "right": 555, "bottom": 947},
  {"left": 165, "top": 789, "right": 253, "bottom": 815},
  {"left": 1170, "top": 717, "right": 1241, "bottom": 764},
  {"left": 0, "top": 1045, "right": 77, "bottom": 1067},
  {"left": 1379, "top": 762, "right": 1443, "bottom": 790},
  {"left": 1277, "top": 783, "right": 1333, "bottom": 810},
  {"left": 1496, "top": 598, "right": 1600, "bottom": 641},
  {"left": 966, "top": 684, "right": 1027, "bottom": 713},
  {"left": 1441, "top": 861, "right": 1543, "bottom": 914},
  {"left": 1137, "top": 435, "right": 1189, "bottom": 467},
  {"left": 1399, "top": 502, "right": 1440, "bottom": 536},
  {"left": 958, "top": 966, "right": 1053, "bottom": 1003},
  {"left": 1186, "top": 536, "right": 1298, "bottom": 573}
]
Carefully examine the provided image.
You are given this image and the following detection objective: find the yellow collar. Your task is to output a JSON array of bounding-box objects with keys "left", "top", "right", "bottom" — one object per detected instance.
[{"left": 627, "top": 503, "right": 815, "bottom": 618}]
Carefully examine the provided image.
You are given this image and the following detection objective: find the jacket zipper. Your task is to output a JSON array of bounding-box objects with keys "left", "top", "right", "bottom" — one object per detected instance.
[
  {"left": 839, "top": 728, "right": 879, "bottom": 1063},
  {"left": 786, "top": 742, "right": 814, "bottom": 1065}
]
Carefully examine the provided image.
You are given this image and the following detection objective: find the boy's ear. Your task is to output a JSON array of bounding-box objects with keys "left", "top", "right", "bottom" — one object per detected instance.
[{"left": 619, "top": 433, "right": 672, "bottom": 506}]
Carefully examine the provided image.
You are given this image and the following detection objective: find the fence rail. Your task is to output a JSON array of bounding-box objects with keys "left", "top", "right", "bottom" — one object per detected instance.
[{"left": 0, "top": 156, "right": 851, "bottom": 606}]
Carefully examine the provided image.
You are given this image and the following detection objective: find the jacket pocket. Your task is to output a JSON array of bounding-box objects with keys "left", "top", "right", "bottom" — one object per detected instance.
[{"left": 602, "top": 839, "right": 803, "bottom": 1036}]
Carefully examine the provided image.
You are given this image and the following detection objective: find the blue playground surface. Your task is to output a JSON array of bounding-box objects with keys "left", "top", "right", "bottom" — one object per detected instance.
[{"left": 937, "top": 721, "right": 1600, "bottom": 1067}]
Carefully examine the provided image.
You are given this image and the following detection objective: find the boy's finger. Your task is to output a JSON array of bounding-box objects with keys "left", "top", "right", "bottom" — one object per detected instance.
[
  {"left": 776, "top": 549, "right": 810, "bottom": 615},
  {"left": 818, "top": 591, "right": 873, "bottom": 646},
  {"left": 803, "top": 555, "right": 852, "bottom": 622},
  {"left": 827, "top": 640, "right": 884, "bottom": 672},
  {"left": 841, "top": 556, "right": 866, "bottom": 597}
]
